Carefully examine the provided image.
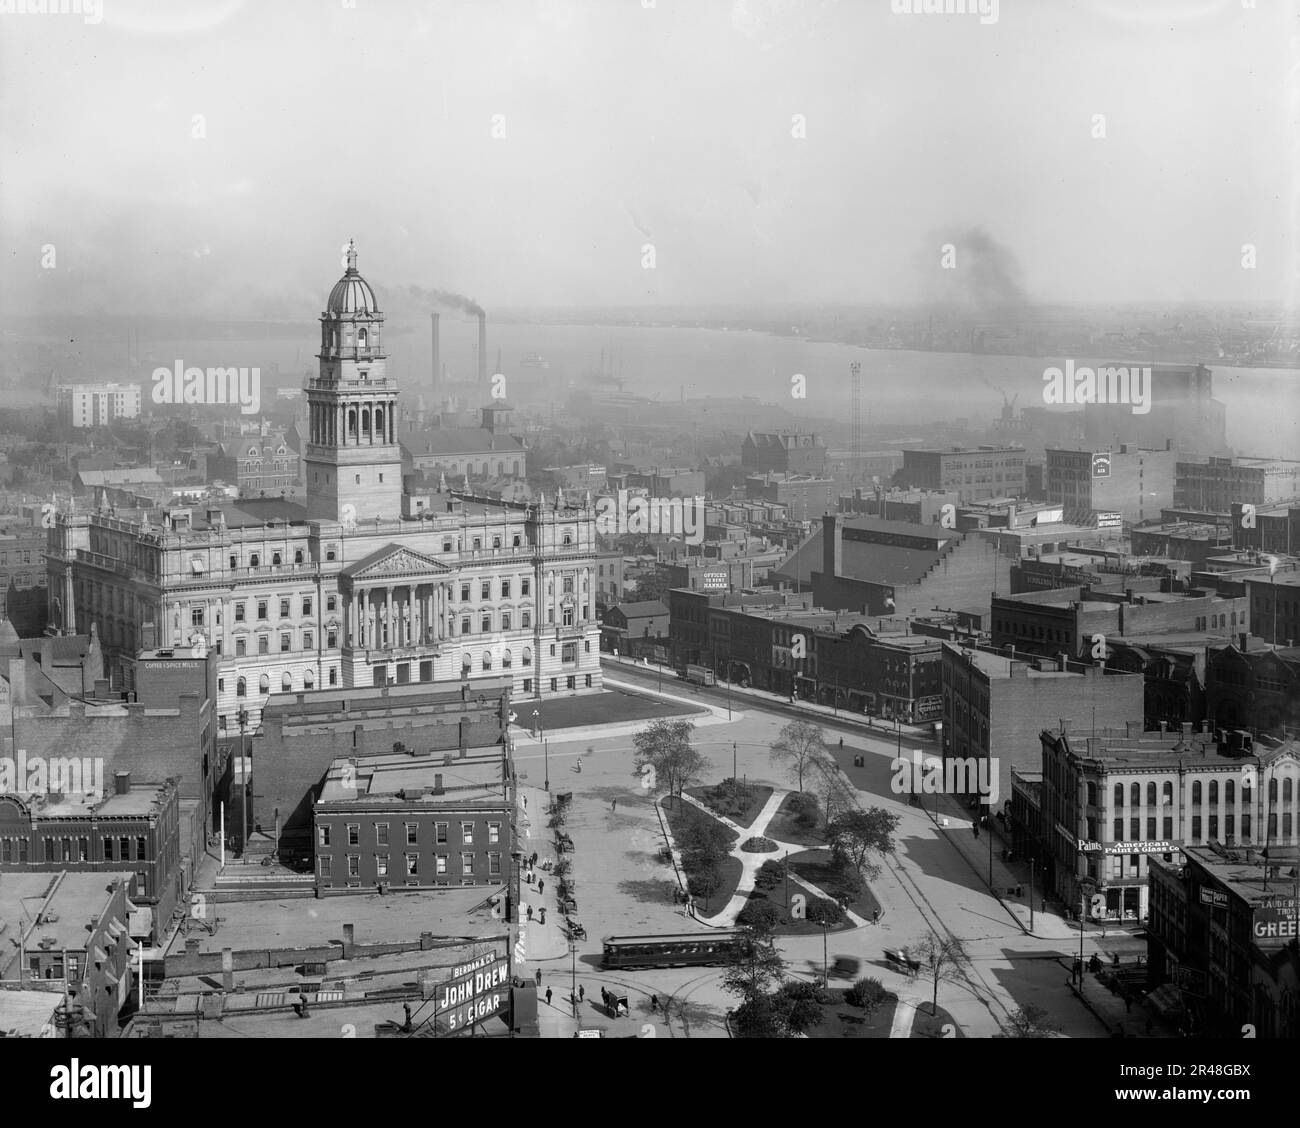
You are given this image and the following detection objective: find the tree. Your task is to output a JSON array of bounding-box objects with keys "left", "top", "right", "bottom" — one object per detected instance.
[
  {"left": 812, "top": 756, "right": 855, "bottom": 826},
  {"left": 825, "top": 807, "right": 901, "bottom": 884},
  {"left": 632, "top": 718, "right": 704, "bottom": 801},
  {"left": 911, "top": 931, "right": 969, "bottom": 1017},
  {"left": 754, "top": 858, "right": 786, "bottom": 891},
  {"left": 687, "top": 858, "right": 725, "bottom": 911},
  {"left": 999, "top": 1004, "right": 1061, "bottom": 1039},
  {"left": 787, "top": 791, "right": 820, "bottom": 831},
  {"left": 806, "top": 898, "right": 843, "bottom": 926},
  {"left": 722, "top": 924, "right": 786, "bottom": 1004},
  {"left": 844, "top": 976, "right": 889, "bottom": 1015},
  {"left": 736, "top": 898, "right": 784, "bottom": 938},
  {"left": 769, "top": 720, "right": 827, "bottom": 792}
]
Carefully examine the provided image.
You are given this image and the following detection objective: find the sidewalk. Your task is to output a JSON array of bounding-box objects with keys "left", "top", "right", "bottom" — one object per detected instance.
[{"left": 600, "top": 655, "right": 938, "bottom": 746}]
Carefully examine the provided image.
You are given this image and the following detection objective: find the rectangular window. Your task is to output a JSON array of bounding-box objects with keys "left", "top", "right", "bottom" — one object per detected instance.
[
  {"left": 377, "top": 855, "right": 389, "bottom": 877},
  {"left": 405, "top": 854, "right": 418, "bottom": 876},
  {"left": 435, "top": 822, "right": 448, "bottom": 844},
  {"left": 347, "top": 855, "right": 360, "bottom": 877},
  {"left": 502, "top": 612, "right": 512, "bottom": 631},
  {"left": 488, "top": 853, "right": 502, "bottom": 876},
  {"left": 501, "top": 580, "right": 511, "bottom": 598},
  {"left": 1192, "top": 816, "right": 1202, "bottom": 840},
  {"left": 406, "top": 822, "right": 418, "bottom": 845},
  {"left": 461, "top": 852, "right": 474, "bottom": 875},
  {"left": 481, "top": 581, "right": 491, "bottom": 599},
  {"left": 347, "top": 824, "right": 359, "bottom": 846},
  {"left": 522, "top": 578, "right": 530, "bottom": 597},
  {"left": 482, "top": 614, "right": 492, "bottom": 633},
  {"left": 259, "top": 635, "right": 269, "bottom": 655},
  {"left": 281, "top": 633, "right": 291, "bottom": 653},
  {"left": 302, "top": 597, "right": 313, "bottom": 616},
  {"left": 280, "top": 599, "right": 290, "bottom": 618},
  {"left": 461, "top": 583, "right": 471, "bottom": 602},
  {"left": 436, "top": 855, "right": 447, "bottom": 875},
  {"left": 236, "top": 639, "right": 247, "bottom": 657},
  {"left": 319, "top": 855, "right": 332, "bottom": 877},
  {"left": 191, "top": 607, "right": 204, "bottom": 627},
  {"left": 258, "top": 600, "right": 268, "bottom": 620},
  {"left": 488, "top": 822, "right": 500, "bottom": 844},
  {"left": 120, "top": 836, "right": 130, "bottom": 861},
  {"left": 461, "top": 616, "right": 471, "bottom": 635},
  {"left": 303, "top": 632, "right": 314, "bottom": 651},
  {"left": 522, "top": 610, "right": 531, "bottom": 628},
  {"left": 327, "top": 631, "right": 337, "bottom": 649},
  {"left": 235, "top": 603, "right": 246, "bottom": 621},
  {"left": 461, "top": 822, "right": 474, "bottom": 844}
]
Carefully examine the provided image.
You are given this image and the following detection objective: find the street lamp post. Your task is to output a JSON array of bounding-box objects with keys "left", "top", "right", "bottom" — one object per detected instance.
[
  {"left": 821, "top": 919, "right": 829, "bottom": 986},
  {"left": 568, "top": 938, "right": 579, "bottom": 1020},
  {"left": 1029, "top": 855, "right": 1036, "bottom": 934}
]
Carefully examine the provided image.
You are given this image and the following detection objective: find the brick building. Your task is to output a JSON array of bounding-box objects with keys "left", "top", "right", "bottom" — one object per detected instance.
[
  {"left": 1176, "top": 455, "right": 1300, "bottom": 513},
  {"left": 599, "top": 599, "right": 669, "bottom": 658},
  {"left": 815, "top": 624, "right": 943, "bottom": 720},
  {"left": 0, "top": 871, "right": 137, "bottom": 1037},
  {"left": 1147, "top": 845, "right": 1300, "bottom": 1039},
  {"left": 742, "top": 432, "right": 827, "bottom": 478},
  {"left": 313, "top": 745, "right": 515, "bottom": 893},
  {"left": 901, "top": 446, "right": 1027, "bottom": 503},
  {"left": 0, "top": 771, "right": 184, "bottom": 933},
  {"left": 942, "top": 642, "right": 1145, "bottom": 815},
  {"left": 0, "top": 520, "right": 49, "bottom": 637},
  {"left": 745, "top": 474, "right": 837, "bottom": 524},
  {"left": 1011, "top": 725, "right": 1300, "bottom": 924},
  {"left": 253, "top": 676, "right": 511, "bottom": 849},
  {"left": 1244, "top": 572, "right": 1300, "bottom": 647},
  {"left": 1204, "top": 641, "right": 1300, "bottom": 736},
  {"left": 1045, "top": 443, "right": 1176, "bottom": 526}
]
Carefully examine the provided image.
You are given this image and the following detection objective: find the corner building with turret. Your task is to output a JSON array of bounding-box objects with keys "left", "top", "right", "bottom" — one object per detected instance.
[{"left": 46, "top": 244, "right": 602, "bottom": 732}]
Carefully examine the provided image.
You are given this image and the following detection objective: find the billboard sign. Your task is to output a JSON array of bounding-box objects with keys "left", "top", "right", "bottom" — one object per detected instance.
[
  {"left": 702, "top": 569, "right": 728, "bottom": 591},
  {"left": 914, "top": 695, "right": 943, "bottom": 721},
  {"left": 1091, "top": 452, "right": 1111, "bottom": 478},
  {"left": 1253, "top": 900, "right": 1300, "bottom": 946},
  {"left": 1076, "top": 839, "right": 1180, "bottom": 855},
  {"left": 1096, "top": 511, "right": 1124, "bottom": 528},
  {"left": 435, "top": 952, "right": 509, "bottom": 1032},
  {"left": 1198, "top": 887, "right": 1229, "bottom": 908}
]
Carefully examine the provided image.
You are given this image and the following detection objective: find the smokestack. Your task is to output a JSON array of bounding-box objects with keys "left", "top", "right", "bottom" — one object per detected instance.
[
  {"left": 430, "top": 312, "right": 441, "bottom": 402},
  {"left": 477, "top": 311, "right": 487, "bottom": 387}
]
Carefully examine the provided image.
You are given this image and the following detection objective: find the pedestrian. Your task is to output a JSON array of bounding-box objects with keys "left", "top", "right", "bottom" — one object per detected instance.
[
  {"left": 403, "top": 1002, "right": 413, "bottom": 1033},
  {"left": 535, "top": 969, "right": 542, "bottom": 986},
  {"left": 531, "top": 851, "right": 538, "bottom": 866},
  {"left": 579, "top": 985, "right": 585, "bottom": 1002},
  {"left": 539, "top": 908, "right": 546, "bottom": 925},
  {"left": 545, "top": 987, "right": 552, "bottom": 1006},
  {"left": 650, "top": 994, "right": 659, "bottom": 1013},
  {"left": 576, "top": 758, "right": 582, "bottom": 772},
  {"left": 972, "top": 820, "right": 980, "bottom": 839},
  {"left": 611, "top": 798, "right": 617, "bottom": 812},
  {"left": 539, "top": 880, "right": 544, "bottom": 896},
  {"left": 527, "top": 904, "right": 534, "bottom": 921},
  {"left": 523, "top": 795, "right": 528, "bottom": 810},
  {"left": 839, "top": 737, "right": 843, "bottom": 749},
  {"left": 873, "top": 908, "right": 881, "bottom": 924}
]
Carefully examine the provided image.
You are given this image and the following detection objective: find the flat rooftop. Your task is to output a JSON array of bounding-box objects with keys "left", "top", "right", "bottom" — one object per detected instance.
[
  {"left": 0, "top": 871, "right": 134, "bottom": 953},
  {"left": 318, "top": 748, "right": 509, "bottom": 804},
  {"left": 163, "top": 888, "right": 504, "bottom": 954}
]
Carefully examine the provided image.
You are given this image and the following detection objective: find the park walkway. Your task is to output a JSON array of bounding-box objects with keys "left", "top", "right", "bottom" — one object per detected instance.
[{"left": 669, "top": 788, "right": 869, "bottom": 929}]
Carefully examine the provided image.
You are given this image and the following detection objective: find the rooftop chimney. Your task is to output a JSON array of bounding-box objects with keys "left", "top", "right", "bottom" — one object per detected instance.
[{"left": 114, "top": 770, "right": 131, "bottom": 795}]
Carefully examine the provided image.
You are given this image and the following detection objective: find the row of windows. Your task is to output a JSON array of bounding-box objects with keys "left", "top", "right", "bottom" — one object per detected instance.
[
  {"left": 233, "top": 595, "right": 333, "bottom": 620},
  {"left": 0, "top": 835, "right": 148, "bottom": 864},
  {"left": 1102, "top": 778, "right": 1296, "bottom": 808},
  {"left": 320, "top": 852, "right": 502, "bottom": 878},
  {"left": 319, "top": 821, "right": 501, "bottom": 847},
  {"left": 0, "top": 551, "right": 35, "bottom": 566},
  {"left": 460, "top": 578, "right": 529, "bottom": 600},
  {"left": 233, "top": 630, "right": 330, "bottom": 657}
]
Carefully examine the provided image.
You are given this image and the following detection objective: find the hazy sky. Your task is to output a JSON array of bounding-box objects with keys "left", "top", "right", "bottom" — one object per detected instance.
[{"left": 2, "top": 0, "right": 1295, "bottom": 315}]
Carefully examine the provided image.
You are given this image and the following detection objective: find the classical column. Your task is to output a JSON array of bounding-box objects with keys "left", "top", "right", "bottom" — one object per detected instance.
[{"left": 385, "top": 587, "right": 394, "bottom": 647}]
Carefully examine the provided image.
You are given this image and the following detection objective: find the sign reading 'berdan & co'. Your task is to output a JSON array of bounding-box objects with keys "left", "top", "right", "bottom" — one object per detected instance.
[{"left": 437, "top": 952, "right": 509, "bottom": 1032}]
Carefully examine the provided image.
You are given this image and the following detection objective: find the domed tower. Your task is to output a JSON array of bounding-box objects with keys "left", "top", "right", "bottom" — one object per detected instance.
[{"left": 305, "top": 241, "right": 403, "bottom": 523}]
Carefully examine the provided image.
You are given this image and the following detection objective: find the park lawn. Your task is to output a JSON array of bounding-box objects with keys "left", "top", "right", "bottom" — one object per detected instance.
[
  {"left": 805, "top": 994, "right": 900, "bottom": 1038},
  {"left": 764, "top": 791, "right": 828, "bottom": 848},
  {"left": 787, "top": 848, "right": 880, "bottom": 921},
  {"left": 742, "top": 886, "right": 854, "bottom": 937},
  {"left": 686, "top": 782, "right": 774, "bottom": 830},
  {"left": 662, "top": 796, "right": 743, "bottom": 915}
]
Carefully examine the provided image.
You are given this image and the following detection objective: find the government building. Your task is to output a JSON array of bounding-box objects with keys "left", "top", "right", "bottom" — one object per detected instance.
[{"left": 45, "top": 243, "right": 602, "bottom": 730}]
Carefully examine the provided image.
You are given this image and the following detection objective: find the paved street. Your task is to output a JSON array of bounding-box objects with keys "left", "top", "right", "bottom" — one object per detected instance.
[{"left": 510, "top": 659, "right": 1151, "bottom": 1038}]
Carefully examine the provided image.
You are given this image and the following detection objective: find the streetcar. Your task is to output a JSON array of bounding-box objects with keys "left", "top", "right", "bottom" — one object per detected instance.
[{"left": 600, "top": 930, "right": 751, "bottom": 969}]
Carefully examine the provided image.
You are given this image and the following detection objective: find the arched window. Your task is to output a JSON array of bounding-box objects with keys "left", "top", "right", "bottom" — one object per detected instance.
[
  {"left": 1114, "top": 783, "right": 1124, "bottom": 808},
  {"left": 1269, "top": 779, "right": 1278, "bottom": 801},
  {"left": 259, "top": 674, "right": 270, "bottom": 694},
  {"left": 361, "top": 409, "right": 370, "bottom": 436},
  {"left": 1163, "top": 781, "right": 1173, "bottom": 804},
  {"left": 522, "top": 646, "right": 532, "bottom": 667},
  {"left": 1192, "top": 781, "right": 1202, "bottom": 805},
  {"left": 1130, "top": 783, "right": 1140, "bottom": 807},
  {"left": 1209, "top": 780, "right": 1218, "bottom": 805},
  {"left": 502, "top": 649, "right": 512, "bottom": 668},
  {"left": 1285, "top": 779, "right": 1294, "bottom": 802},
  {"left": 358, "top": 328, "right": 368, "bottom": 349},
  {"left": 236, "top": 678, "right": 246, "bottom": 697},
  {"left": 482, "top": 652, "right": 492, "bottom": 671},
  {"left": 1086, "top": 783, "right": 1097, "bottom": 807},
  {"left": 375, "top": 407, "right": 384, "bottom": 436},
  {"left": 348, "top": 409, "right": 358, "bottom": 439},
  {"left": 462, "top": 653, "right": 473, "bottom": 670},
  {"left": 1146, "top": 782, "right": 1156, "bottom": 806},
  {"left": 1226, "top": 780, "right": 1235, "bottom": 804},
  {"left": 281, "top": 673, "right": 292, "bottom": 692},
  {"left": 304, "top": 670, "right": 314, "bottom": 689}
]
